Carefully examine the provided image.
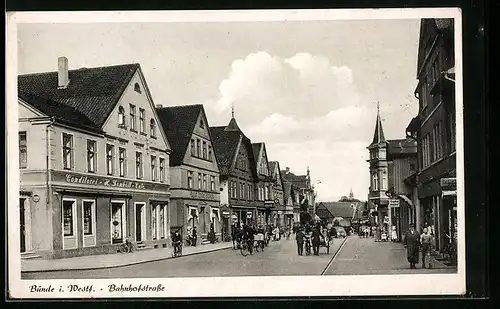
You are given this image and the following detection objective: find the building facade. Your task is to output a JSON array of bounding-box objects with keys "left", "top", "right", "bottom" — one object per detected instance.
[
  {"left": 210, "top": 115, "right": 259, "bottom": 229},
  {"left": 18, "top": 59, "right": 172, "bottom": 259},
  {"left": 386, "top": 138, "right": 418, "bottom": 241},
  {"left": 269, "top": 161, "right": 287, "bottom": 227},
  {"left": 407, "top": 18, "right": 456, "bottom": 254},
  {"left": 156, "top": 105, "right": 221, "bottom": 244},
  {"left": 281, "top": 167, "right": 316, "bottom": 217},
  {"left": 252, "top": 143, "right": 275, "bottom": 226},
  {"left": 366, "top": 107, "right": 390, "bottom": 233}
]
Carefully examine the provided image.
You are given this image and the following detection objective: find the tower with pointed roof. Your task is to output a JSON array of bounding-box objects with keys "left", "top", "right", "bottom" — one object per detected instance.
[{"left": 367, "top": 103, "right": 390, "bottom": 225}]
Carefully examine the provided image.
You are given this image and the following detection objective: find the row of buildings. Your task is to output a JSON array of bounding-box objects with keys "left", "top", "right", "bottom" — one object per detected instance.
[
  {"left": 17, "top": 57, "right": 316, "bottom": 259},
  {"left": 367, "top": 18, "right": 457, "bottom": 260}
]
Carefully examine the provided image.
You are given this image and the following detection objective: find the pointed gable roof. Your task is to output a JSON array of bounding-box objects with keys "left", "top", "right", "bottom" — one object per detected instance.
[
  {"left": 210, "top": 126, "right": 242, "bottom": 175},
  {"left": 18, "top": 63, "right": 139, "bottom": 128},
  {"left": 369, "top": 107, "right": 386, "bottom": 147},
  {"left": 269, "top": 161, "right": 284, "bottom": 191},
  {"left": 156, "top": 104, "right": 204, "bottom": 166},
  {"left": 252, "top": 143, "right": 263, "bottom": 163},
  {"left": 226, "top": 117, "right": 242, "bottom": 132}
]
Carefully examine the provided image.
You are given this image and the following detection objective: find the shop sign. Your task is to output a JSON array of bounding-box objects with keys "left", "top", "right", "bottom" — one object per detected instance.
[
  {"left": 440, "top": 178, "right": 456, "bottom": 191},
  {"left": 246, "top": 212, "right": 253, "bottom": 218},
  {"left": 52, "top": 171, "right": 169, "bottom": 191},
  {"left": 389, "top": 199, "right": 400, "bottom": 208},
  {"left": 189, "top": 191, "right": 217, "bottom": 200}
]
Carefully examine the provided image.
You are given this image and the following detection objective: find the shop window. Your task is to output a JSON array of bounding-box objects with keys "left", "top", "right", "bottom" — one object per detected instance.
[
  {"left": 130, "top": 104, "right": 137, "bottom": 131},
  {"left": 83, "top": 200, "right": 95, "bottom": 236},
  {"left": 106, "top": 144, "right": 114, "bottom": 175},
  {"left": 118, "top": 106, "right": 126, "bottom": 127},
  {"left": 62, "top": 133, "right": 74, "bottom": 170},
  {"left": 111, "top": 202, "right": 125, "bottom": 244},
  {"left": 19, "top": 132, "right": 27, "bottom": 169},
  {"left": 63, "top": 200, "right": 75, "bottom": 237},
  {"left": 119, "top": 148, "right": 126, "bottom": 177},
  {"left": 139, "top": 108, "right": 145, "bottom": 134},
  {"left": 159, "top": 158, "right": 165, "bottom": 182}
]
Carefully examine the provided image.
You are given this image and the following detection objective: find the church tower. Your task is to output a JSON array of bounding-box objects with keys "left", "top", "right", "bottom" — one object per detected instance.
[{"left": 367, "top": 103, "right": 390, "bottom": 224}]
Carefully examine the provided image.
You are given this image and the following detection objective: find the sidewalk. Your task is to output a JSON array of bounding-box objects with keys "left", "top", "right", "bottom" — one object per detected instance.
[{"left": 21, "top": 242, "right": 232, "bottom": 273}]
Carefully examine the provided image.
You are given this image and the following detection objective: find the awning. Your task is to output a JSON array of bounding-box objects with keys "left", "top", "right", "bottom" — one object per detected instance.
[{"left": 398, "top": 194, "right": 413, "bottom": 207}]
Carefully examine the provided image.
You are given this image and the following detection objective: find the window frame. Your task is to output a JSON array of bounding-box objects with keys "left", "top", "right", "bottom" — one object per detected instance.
[
  {"left": 187, "top": 171, "right": 194, "bottom": 189},
  {"left": 118, "top": 106, "right": 126, "bottom": 127},
  {"left": 82, "top": 199, "right": 97, "bottom": 247},
  {"left": 135, "top": 151, "right": 143, "bottom": 180},
  {"left": 62, "top": 133, "right": 74, "bottom": 170},
  {"left": 150, "top": 119, "right": 157, "bottom": 138},
  {"left": 139, "top": 108, "right": 146, "bottom": 134},
  {"left": 119, "top": 147, "right": 127, "bottom": 177},
  {"left": 151, "top": 155, "right": 157, "bottom": 181},
  {"left": 159, "top": 157, "right": 165, "bottom": 183},
  {"left": 106, "top": 144, "right": 115, "bottom": 175},
  {"left": 130, "top": 104, "right": 137, "bottom": 131},
  {"left": 210, "top": 176, "right": 215, "bottom": 191},
  {"left": 19, "top": 131, "right": 27, "bottom": 169},
  {"left": 62, "top": 198, "right": 77, "bottom": 250}
]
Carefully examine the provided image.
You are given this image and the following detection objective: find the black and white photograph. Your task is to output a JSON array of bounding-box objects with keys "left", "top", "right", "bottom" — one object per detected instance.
[{"left": 7, "top": 9, "right": 465, "bottom": 298}]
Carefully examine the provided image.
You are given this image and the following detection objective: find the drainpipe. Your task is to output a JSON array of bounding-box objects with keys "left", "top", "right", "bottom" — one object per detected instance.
[{"left": 46, "top": 117, "right": 55, "bottom": 205}]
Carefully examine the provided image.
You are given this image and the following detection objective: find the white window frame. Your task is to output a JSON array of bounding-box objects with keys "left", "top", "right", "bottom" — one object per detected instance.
[
  {"left": 106, "top": 144, "right": 115, "bottom": 175},
  {"left": 187, "top": 171, "right": 194, "bottom": 189},
  {"left": 61, "top": 132, "right": 74, "bottom": 170},
  {"left": 82, "top": 199, "right": 97, "bottom": 248},
  {"left": 133, "top": 202, "right": 147, "bottom": 242},
  {"left": 110, "top": 200, "right": 127, "bottom": 244},
  {"left": 118, "top": 106, "right": 126, "bottom": 127},
  {"left": 119, "top": 147, "right": 127, "bottom": 177},
  {"left": 139, "top": 108, "right": 146, "bottom": 134},
  {"left": 135, "top": 150, "right": 144, "bottom": 180},
  {"left": 159, "top": 157, "right": 165, "bottom": 183},
  {"left": 151, "top": 204, "right": 158, "bottom": 240},
  {"left": 130, "top": 104, "right": 137, "bottom": 131},
  {"left": 19, "top": 131, "right": 27, "bottom": 169},
  {"left": 151, "top": 155, "right": 157, "bottom": 182},
  {"left": 150, "top": 119, "right": 156, "bottom": 138},
  {"left": 62, "top": 198, "right": 77, "bottom": 250}
]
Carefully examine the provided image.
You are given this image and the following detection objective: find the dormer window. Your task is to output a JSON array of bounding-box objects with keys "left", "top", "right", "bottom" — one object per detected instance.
[
  {"left": 150, "top": 119, "right": 156, "bottom": 138},
  {"left": 118, "top": 106, "right": 126, "bottom": 127},
  {"left": 134, "top": 83, "right": 141, "bottom": 94}
]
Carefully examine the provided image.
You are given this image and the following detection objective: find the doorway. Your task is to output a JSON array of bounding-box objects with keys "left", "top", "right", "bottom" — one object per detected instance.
[
  {"left": 135, "top": 203, "right": 146, "bottom": 242},
  {"left": 20, "top": 198, "right": 26, "bottom": 252}
]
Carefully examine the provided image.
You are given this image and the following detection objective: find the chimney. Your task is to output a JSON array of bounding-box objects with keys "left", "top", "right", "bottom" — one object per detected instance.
[
  {"left": 58, "top": 57, "right": 69, "bottom": 89},
  {"left": 156, "top": 104, "right": 163, "bottom": 108}
]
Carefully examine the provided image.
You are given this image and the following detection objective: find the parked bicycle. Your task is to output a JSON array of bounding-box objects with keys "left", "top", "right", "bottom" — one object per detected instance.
[
  {"left": 442, "top": 234, "right": 457, "bottom": 264},
  {"left": 118, "top": 237, "right": 135, "bottom": 253}
]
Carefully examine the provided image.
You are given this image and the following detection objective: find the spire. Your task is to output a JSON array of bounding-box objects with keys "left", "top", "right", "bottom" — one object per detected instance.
[
  {"left": 349, "top": 188, "right": 354, "bottom": 200},
  {"left": 371, "top": 101, "right": 386, "bottom": 145},
  {"left": 231, "top": 103, "right": 235, "bottom": 119},
  {"left": 226, "top": 103, "right": 241, "bottom": 132}
]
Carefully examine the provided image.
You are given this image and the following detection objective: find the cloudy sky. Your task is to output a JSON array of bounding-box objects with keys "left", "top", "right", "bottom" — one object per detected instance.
[{"left": 18, "top": 18, "right": 420, "bottom": 202}]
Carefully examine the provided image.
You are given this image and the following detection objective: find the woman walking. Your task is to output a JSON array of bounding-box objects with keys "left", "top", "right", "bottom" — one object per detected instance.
[{"left": 403, "top": 224, "right": 421, "bottom": 269}]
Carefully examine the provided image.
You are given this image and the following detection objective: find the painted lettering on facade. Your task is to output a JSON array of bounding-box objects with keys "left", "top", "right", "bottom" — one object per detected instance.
[{"left": 189, "top": 190, "right": 216, "bottom": 200}]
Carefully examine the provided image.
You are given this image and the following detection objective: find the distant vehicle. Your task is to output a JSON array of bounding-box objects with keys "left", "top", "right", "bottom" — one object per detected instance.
[{"left": 335, "top": 227, "right": 347, "bottom": 238}]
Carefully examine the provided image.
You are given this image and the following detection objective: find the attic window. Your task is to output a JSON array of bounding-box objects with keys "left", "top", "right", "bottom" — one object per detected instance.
[
  {"left": 134, "top": 83, "right": 142, "bottom": 94},
  {"left": 200, "top": 119, "right": 204, "bottom": 129},
  {"left": 150, "top": 119, "right": 157, "bottom": 138},
  {"left": 118, "top": 106, "right": 126, "bottom": 127}
]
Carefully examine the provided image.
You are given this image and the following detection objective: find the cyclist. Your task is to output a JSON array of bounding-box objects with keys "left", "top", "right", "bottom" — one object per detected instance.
[
  {"left": 242, "top": 224, "right": 255, "bottom": 254},
  {"left": 172, "top": 231, "right": 183, "bottom": 256}
]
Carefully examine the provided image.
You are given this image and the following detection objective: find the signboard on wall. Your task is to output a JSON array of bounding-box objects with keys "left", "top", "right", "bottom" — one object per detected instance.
[
  {"left": 389, "top": 199, "right": 400, "bottom": 208},
  {"left": 440, "top": 178, "right": 457, "bottom": 191}
]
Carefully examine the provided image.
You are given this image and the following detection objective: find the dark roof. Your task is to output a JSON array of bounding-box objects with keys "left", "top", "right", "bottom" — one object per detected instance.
[
  {"left": 316, "top": 202, "right": 359, "bottom": 219},
  {"left": 370, "top": 111, "right": 386, "bottom": 146},
  {"left": 268, "top": 161, "right": 277, "bottom": 176},
  {"left": 156, "top": 105, "right": 203, "bottom": 166},
  {"left": 226, "top": 117, "right": 241, "bottom": 132},
  {"left": 209, "top": 126, "right": 241, "bottom": 175},
  {"left": 281, "top": 171, "right": 308, "bottom": 189},
  {"left": 417, "top": 19, "right": 454, "bottom": 77},
  {"left": 19, "top": 91, "right": 102, "bottom": 133},
  {"left": 252, "top": 143, "right": 262, "bottom": 164},
  {"left": 387, "top": 138, "right": 417, "bottom": 157},
  {"left": 18, "top": 63, "right": 139, "bottom": 128}
]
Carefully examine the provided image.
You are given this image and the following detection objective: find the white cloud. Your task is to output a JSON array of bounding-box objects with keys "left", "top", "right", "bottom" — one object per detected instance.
[{"left": 207, "top": 51, "right": 362, "bottom": 127}]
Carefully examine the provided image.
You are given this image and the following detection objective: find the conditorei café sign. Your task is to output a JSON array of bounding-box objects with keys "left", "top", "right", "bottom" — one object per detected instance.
[{"left": 52, "top": 171, "right": 169, "bottom": 191}]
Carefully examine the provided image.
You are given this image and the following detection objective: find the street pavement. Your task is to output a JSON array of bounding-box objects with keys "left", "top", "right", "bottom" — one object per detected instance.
[
  {"left": 22, "top": 235, "right": 455, "bottom": 279},
  {"left": 22, "top": 238, "right": 345, "bottom": 279},
  {"left": 323, "top": 236, "right": 457, "bottom": 275}
]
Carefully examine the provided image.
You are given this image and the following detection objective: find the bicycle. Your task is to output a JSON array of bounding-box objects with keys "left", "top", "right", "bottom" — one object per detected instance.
[
  {"left": 442, "top": 234, "right": 457, "bottom": 264},
  {"left": 304, "top": 237, "right": 312, "bottom": 256},
  {"left": 118, "top": 239, "right": 135, "bottom": 253}
]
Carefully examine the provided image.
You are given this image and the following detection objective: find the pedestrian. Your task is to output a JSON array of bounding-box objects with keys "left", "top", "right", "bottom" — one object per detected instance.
[
  {"left": 420, "top": 227, "right": 433, "bottom": 268},
  {"left": 296, "top": 228, "right": 305, "bottom": 255},
  {"left": 375, "top": 225, "right": 381, "bottom": 242},
  {"left": 192, "top": 226, "right": 197, "bottom": 246},
  {"left": 311, "top": 224, "right": 324, "bottom": 256},
  {"left": 391, "top": 226, "right": 398, "bottom": 242},
  {"left": 231, "top": 223, "right": 237, "bottom": 249},
  {"left": 403, "top": 224, "right": 421, "bottom": 269}
]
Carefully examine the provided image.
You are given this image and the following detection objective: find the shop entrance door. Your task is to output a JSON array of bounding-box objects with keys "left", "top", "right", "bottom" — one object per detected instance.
[
  {"left": 135, "top": 203, "right": 146, "bottom": 242},
  {"left": 20, "top": 198, "right": 26, "bottom": 252}
]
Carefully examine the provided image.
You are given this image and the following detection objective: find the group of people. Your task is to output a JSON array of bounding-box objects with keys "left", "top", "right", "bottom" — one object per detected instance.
[
  {"left": 295, "top": 223, "right": 328, "bottom": 256},
  {"left": 230, "top": 223, "right": 292, "bottom": 251},
  {"left": 404, "top": 224, "right": 434, "bottom": 269}
]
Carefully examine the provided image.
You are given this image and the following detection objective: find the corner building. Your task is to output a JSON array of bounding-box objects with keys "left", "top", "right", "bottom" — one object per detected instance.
[{"left": 18, "top": 58, "right": 172, "bottom": 259}]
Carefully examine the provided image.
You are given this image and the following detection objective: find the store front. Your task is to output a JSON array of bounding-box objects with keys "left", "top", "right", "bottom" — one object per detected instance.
[
  {"left": 25, "top": 170, "right": 171, "bottom": 259},
  {"left": 232, "top": 206, "right": 256, "bottom": 227}
]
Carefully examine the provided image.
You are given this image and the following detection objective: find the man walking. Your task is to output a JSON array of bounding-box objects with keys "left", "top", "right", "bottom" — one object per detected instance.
[
  {"left": 296, "top": 228, "right": 305, "bottom": 255},
  {"left": 403, "top": 224, "right": 421, "bottom": 269},
  {"left": 420, "top": 227, "right": 433, "bottom": 268},
  {"left": 311, "top": 224, "right": 324, "bottom": 256}
]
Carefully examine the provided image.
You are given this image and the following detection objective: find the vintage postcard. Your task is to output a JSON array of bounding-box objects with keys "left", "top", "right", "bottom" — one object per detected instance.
[{"left": 6, "top": 8, "right": 465, "bottom": 298}]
